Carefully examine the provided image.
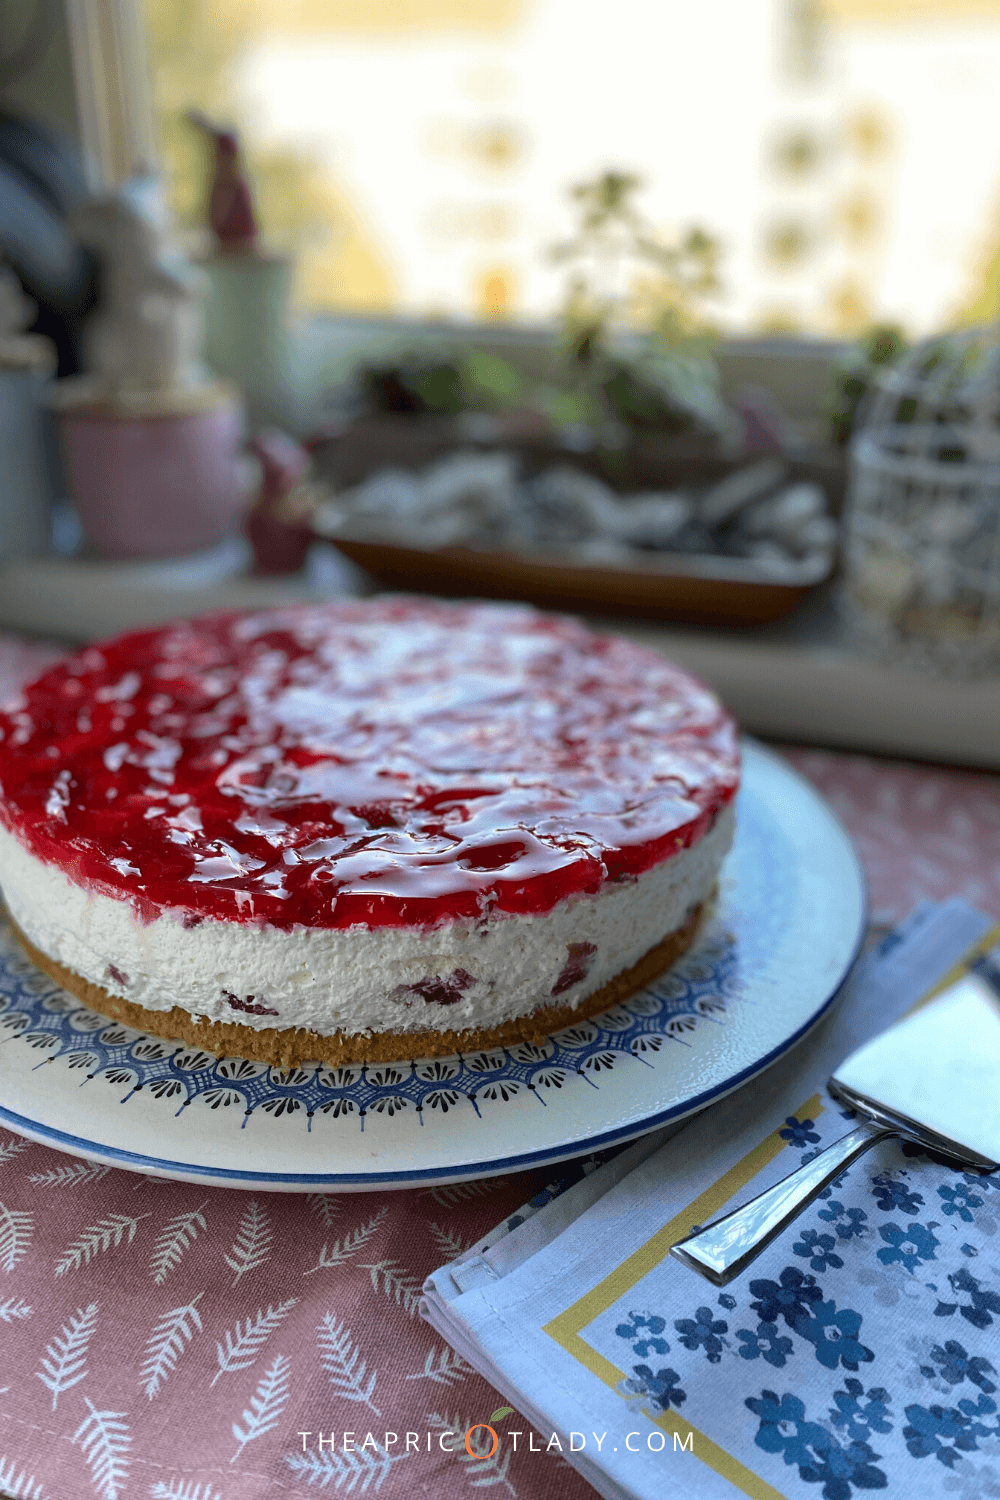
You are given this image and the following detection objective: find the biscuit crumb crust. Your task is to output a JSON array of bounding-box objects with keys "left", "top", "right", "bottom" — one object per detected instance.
[{"left": 12, "top": 905, "right": 704, "bottom": 1068}]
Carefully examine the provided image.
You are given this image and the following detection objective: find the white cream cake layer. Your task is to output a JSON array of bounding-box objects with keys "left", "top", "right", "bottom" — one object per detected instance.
[{"left": 0, "top": 804, "right": 733, "bottom": 1039}]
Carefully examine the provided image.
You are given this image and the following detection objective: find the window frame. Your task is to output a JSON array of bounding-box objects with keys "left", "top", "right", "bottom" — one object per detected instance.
[{"left": 65, "top": 0, "right": 158, "bottom": 187}]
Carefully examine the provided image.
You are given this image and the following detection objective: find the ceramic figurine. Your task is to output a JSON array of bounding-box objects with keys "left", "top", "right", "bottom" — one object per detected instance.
[
  {"left": 52, "top": 180, "right": 247, "bottom": 560},
  {"left": 245, "top": 429, "right": 318, "bottom": 573},
  {"left": 186, "top": 112, "right": 297, "bottom": 430},
  {"left": 186, "top": 111, "right": 260, "bottom": 255},
  {"left": 71, "top": 185, "right": 204, "bottom": 398}
]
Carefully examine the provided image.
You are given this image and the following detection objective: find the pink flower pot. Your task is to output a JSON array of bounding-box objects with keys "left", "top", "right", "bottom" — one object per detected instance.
[{"left": 58, "top": 395, "right": 247, "bottom": 559}]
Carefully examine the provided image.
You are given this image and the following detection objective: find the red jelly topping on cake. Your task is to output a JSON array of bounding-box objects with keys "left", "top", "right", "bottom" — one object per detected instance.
[{"left": 0, "top": 600, "right": 739, "bottom": 931}]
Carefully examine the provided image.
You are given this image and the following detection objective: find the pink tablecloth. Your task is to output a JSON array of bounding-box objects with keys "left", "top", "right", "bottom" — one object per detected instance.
[{"left": 1, "top": 639, "right": 999, "bottom": 1500}]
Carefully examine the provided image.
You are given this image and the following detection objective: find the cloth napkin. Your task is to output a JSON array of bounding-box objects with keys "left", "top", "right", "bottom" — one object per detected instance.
[{"left": 424, "top": 899, "right": 1000, "bottom": 1500}]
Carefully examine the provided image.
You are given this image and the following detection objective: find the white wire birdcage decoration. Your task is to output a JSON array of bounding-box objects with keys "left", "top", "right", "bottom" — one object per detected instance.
[{"left": 841, "top": 325, "right": 1000, "bottom": 677}]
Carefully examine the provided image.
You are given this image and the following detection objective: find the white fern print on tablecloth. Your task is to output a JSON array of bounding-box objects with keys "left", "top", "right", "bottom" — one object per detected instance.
[
  {"left": 427, "top": 1412, "right": 516, "bottom": 1497},
  {"left": 404, "top": 1346, "right": 472, "bottom": 1387},
  {"left": 55, "top": 1213, "right": 150, "bottom": 1277},
  {"left": 427, "top": 1178, "right": 504, "bottom": 1208},
  {"left": 0, "top": 1295, "right": 32, "bottom": 1322},
  {"left": 223, "top": 1200, "right": 271, "bottom": 1287},
  {"left": 305, "top": 1192, "right": 340, "bottom": 1227},
  {"left": 0, "top": 1200, "right": 33, "bottom": 1272},
  {"left": 148, "top": 1480, "right": 224, "bottom": 1499},
  {"left": 211, "top": 1299, "right": 297, "bottom": 1387},
  {"left": 0, "top": 1453, "right": 47, "bottom": 1500},
  {"left": 28, "top": 1161, "right": 111, "bottom": 1188},
  {"left": 303, "top": 1206, "right": 389, "bottom": 1274},
  {"left": 359, "top": 1258, "right": 422, "bottom": 1319},
  {"left": 229, "top": 1352, "right": 291, "bottom": 1463},
  {"left": 139, "top": 1294, "right": 204, "bottom": 1400},
  {"left": 149, "top": 1204, "right": 208, "bottom": 1286},
  {"left": 0, "top": 1137, "right": 30, "bottom": 1167},
  {"left": 73, "top": 1397, "right": 131, "bottom": 1500},
  {"left": 428, "top": 1222, "right": 475, "bottom": 1262},
  {"left": 35, "top": 1301, "right": 99, "bottom": 1410},
  {"left": 284, "top": 1437, "right": 409, "bottom": 1493},
  {"left": 316, "top": 1313, "right": 380, "bottom": 1414}
]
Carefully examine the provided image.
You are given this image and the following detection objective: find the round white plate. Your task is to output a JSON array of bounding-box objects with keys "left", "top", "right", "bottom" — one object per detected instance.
[{"left": 0, "top": 741, "right": 866, "bottom": 1190}]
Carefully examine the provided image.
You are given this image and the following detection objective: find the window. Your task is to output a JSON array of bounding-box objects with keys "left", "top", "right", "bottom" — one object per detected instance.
[{"left": 64, "top": 0, "right": 1000, "bottom": 340}]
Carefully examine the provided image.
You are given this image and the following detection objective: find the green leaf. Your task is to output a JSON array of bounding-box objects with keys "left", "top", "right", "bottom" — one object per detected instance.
[{"left": 489, "top": 1406, "right": 515, "bottom": 1423}]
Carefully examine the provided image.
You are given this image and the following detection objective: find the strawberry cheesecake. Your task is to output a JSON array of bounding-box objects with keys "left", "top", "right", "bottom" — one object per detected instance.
[{"left": 0, "top": 600, "right": 739, "bottom": 1065}]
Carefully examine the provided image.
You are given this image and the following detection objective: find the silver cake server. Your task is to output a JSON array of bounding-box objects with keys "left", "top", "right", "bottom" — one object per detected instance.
[{"left": 670, "top": 965, "right": 1000, "bottom": 1286}]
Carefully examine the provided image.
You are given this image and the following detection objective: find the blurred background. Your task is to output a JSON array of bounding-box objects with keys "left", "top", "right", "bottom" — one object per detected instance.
[
  {"left": 10, "top": 0, "right": 1000, "bottom": 333},
  {"left": 143, "top": 0, "right": 1000, "bottom": 336}
]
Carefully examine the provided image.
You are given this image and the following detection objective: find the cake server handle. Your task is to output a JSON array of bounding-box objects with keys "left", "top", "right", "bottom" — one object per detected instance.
[{"left": 668, "top": 1121, "right": 893, "bottom": 1287}]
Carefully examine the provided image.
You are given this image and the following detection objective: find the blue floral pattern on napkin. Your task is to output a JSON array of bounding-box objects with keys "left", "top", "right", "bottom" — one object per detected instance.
[{"left": 595, "top": 1103, "right": 1000, "bottom": 1498}]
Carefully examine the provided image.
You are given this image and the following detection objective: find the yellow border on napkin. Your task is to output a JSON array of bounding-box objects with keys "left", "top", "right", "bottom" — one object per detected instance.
[
  {"left": 544, "top": 1093, "right": 823, "bottom": 1500},
  {"left": 542, "top": 920, "right": 1000, "bottom": 1500}
]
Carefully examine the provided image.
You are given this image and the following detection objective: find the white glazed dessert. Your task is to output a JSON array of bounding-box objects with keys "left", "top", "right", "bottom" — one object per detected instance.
[
  {"left": 0, "top": 806, "right": 733, "bottom": 1042},
  {"left": 0, "top": 600, "right": 740, "bottom": 1064}
]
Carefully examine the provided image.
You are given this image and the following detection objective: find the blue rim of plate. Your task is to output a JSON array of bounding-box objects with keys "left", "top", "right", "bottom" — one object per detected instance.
[{"left": 0, "top": 743, "right": 868, "bottom": 1187}]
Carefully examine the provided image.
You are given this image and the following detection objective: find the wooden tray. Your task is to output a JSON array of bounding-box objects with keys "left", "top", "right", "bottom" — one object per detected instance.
[
  {"left": 311, "top": 418, "right": 847, "bottom": 626},
  {"left": 329, "top": 536, "right": 824, "bottom": 626}
]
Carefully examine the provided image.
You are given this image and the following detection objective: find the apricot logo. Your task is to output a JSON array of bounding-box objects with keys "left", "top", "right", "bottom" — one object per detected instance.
[{"left": 465, "top": 1406, "right": 513, "bottom": 1457}]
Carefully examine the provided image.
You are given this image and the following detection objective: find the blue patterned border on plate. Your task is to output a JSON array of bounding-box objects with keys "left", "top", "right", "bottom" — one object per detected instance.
[{"left": 0, "top": 919, "right": 742, "bottom": 1133}]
